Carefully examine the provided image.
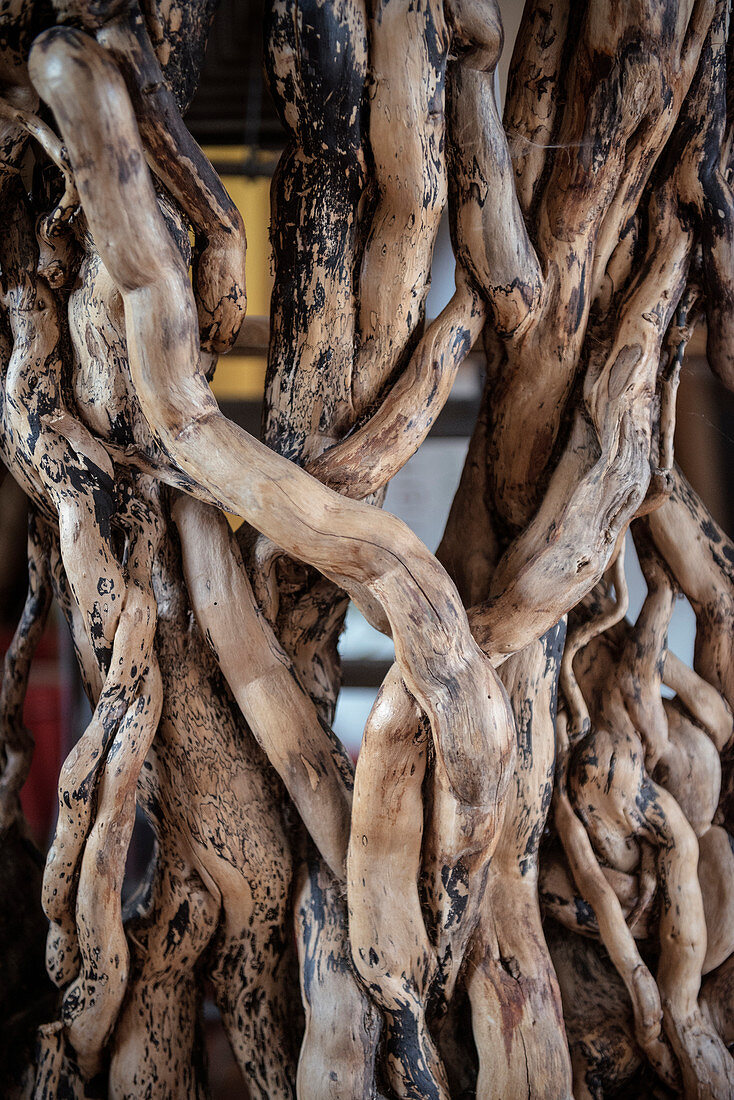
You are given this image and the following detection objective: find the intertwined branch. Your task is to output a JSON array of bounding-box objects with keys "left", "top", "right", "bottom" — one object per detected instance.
[{"left": 1, "top": 0, "right": 733, "bottom": 1097}]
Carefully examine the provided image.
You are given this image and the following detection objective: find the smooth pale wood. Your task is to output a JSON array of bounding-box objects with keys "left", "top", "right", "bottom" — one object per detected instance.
[
  {"left": 0, "top": 10, "right": 300, "bottom": 1096},
  {"left": 555, "top": 520, "right": 734, "bottom": 1095},
  {"left": 1, "top": 0, "right": 734, "bottom": 1095},
  {"left": 95, "top": 6, "right": 247, "bottom": 354},
  {"left": 351, "top": 0, "right": 448, "bottom": 417},
  {"left": 488, "top": 0, "right": 709, "bottom": 531},
  {"left": 174, "top": 494, "right": 352, "bottom": 881},
  {"left": 308, "top": 272, "right": 486, "bottom": 500},
  {"left": 466, "top": 626, "right": 573, "bottom": 1100},
  {"left": 29, "top": 25, "right": 513, "bottom": 817},
  {"left": 347, "top": 671, "right": 448, "bottom": 1100}
]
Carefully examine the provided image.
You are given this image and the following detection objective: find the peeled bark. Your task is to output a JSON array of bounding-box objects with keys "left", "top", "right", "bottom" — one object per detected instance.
[{"left": 0, "top": 0, "right": 733, "bottom": 1096}]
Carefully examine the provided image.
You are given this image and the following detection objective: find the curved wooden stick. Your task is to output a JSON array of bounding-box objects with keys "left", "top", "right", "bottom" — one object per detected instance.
[
  {"left": 308, "top": 272, "right": 485, "bottom": 499},
  {"left": 351, "top": 0, "right": 448, "bottom": 417},
  {"left": 347, "top": 670, "right": 448, "bottom": 1100},
  {"left": 61, "top": 491, "right": 163, "bottom": 1077},
  {"left": 0, "top": 510, "right": 53, "bottom": 829},
  {"left": 556, "top": 713, "right": 677, "bottom": 1087},
  {"left": 42, "top": 553, "right": 158, "bottom": 989},
  {"left": 488, "top": 0, "right": 711, "bottom": 531},
  {"left": 174, "top": 494, "right": 352, "bottom": 880},
  {"left": 445, "top": 0, "right": 542, "bottom": 339},
  {"left": 0, "top": 0, "right": 733, "bottom": 1092},
  {"left": 95, "top": 2, "right": 246, "bottom": 354},
  {"left": 465, "top": 625, "right": 574, "bottom": 1100},
  {"left": 29, "top": 23, "right": 514, "bottom": 817}
]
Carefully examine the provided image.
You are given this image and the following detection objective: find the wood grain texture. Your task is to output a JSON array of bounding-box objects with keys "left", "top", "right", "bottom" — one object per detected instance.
[{"left": 0, "top": 0, "right": 733, "bottom": 1095}]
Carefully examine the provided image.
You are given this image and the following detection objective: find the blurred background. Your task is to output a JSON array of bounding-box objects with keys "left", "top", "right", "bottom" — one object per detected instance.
[{"left": 1, "top": 0, "right": 733, "bottom": 1092}]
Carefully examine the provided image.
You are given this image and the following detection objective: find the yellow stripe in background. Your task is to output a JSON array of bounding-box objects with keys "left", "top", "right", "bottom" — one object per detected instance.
[
  {"left": 211, "top": 353, "right": 266, "bottom": 401},
  {"left": 221, "top": 174, "right": 273, "bottom": 319},
  {"left": 198, "top": 151, "right": 273, "bottom": 403},
  {"left": 199, "top": 151, "right": 275, "bottom": 529}
]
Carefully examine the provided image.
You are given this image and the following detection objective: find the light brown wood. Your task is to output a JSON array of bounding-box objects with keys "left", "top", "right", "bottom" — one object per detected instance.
[{"left": 0, "top": 0, "right": 733, "bottom": 1096}]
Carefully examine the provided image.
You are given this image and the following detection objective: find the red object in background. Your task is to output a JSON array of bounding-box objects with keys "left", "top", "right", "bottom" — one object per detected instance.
[{"left": 1, "top": 625, "right": 64, "bottom": 849}]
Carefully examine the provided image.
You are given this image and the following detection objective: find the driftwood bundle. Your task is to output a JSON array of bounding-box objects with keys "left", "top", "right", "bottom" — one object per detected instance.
[{"left": 1, "top": 0, "right": 733, "bottom": 1096}]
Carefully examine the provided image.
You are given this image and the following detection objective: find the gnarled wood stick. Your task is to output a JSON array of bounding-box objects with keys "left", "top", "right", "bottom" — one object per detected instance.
[
  {"left": 95, "top": 2, "right": 246, "bottom": 354},
  {"left": 29, "top": 24, "right": 514, "bottom": 816},
  {"left": 174, "top": 494, "right": 352, "bottom": 881},
  {"left": 2, "top": 0, "right": 734, "bottom": 1092},
  {"left": 0, "top": 510, "right": 52, "bottom": 830}
]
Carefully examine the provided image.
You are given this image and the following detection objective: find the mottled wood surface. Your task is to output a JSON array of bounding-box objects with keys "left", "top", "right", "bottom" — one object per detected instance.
[{"left": 0, "top": 0, "right": 733, "bottom": 1097}]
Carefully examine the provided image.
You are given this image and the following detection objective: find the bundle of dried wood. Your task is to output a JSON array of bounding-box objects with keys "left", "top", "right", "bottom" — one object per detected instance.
[{"left": 1, "top": 1, "right": 733, "bottom": 1097}]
